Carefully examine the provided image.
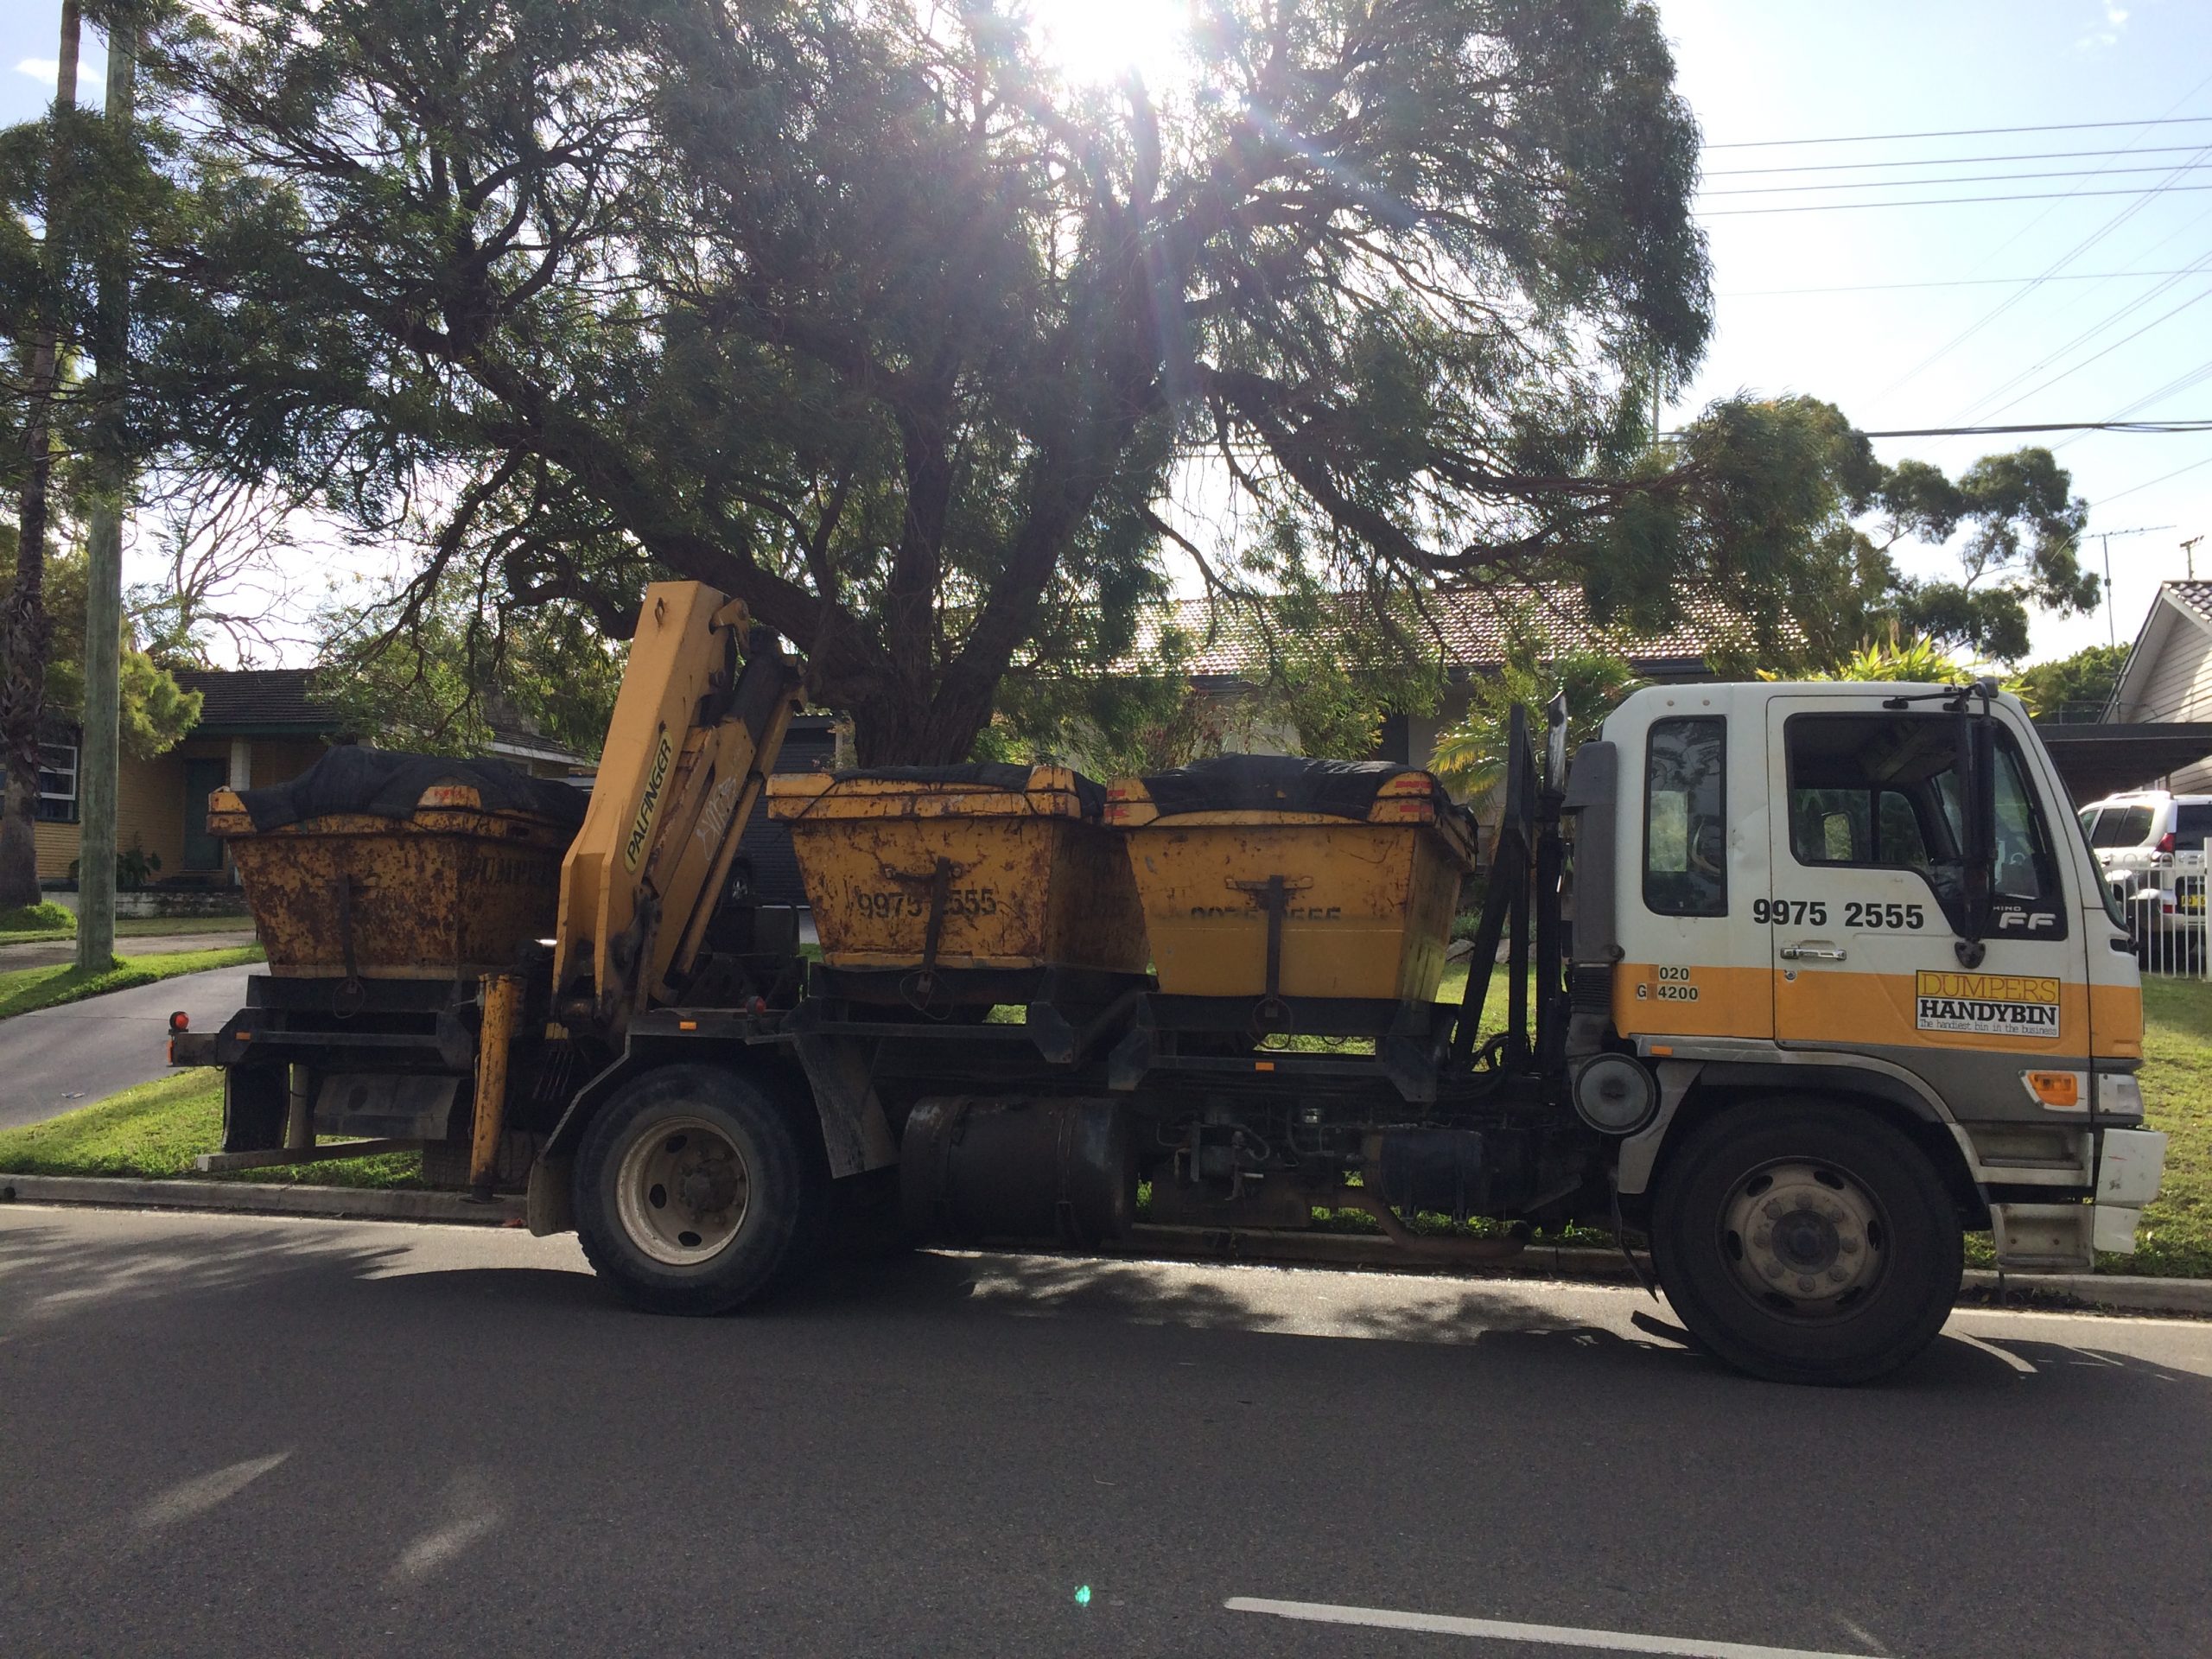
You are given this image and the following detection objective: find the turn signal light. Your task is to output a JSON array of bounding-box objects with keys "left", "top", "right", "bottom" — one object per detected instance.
[{"left": 2024, "top": 1071, "right": 2083, "bottom": 1109}]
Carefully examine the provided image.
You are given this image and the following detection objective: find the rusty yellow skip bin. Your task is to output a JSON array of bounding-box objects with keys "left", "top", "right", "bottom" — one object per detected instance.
[
  {"left": 765, "top": 765, "right": 1148, "bottom": 976},
  {"left": 208, "top": 785, "right": 573, "bottom": 981},
  {"left": 1104, "top": 760, "right": 1474, "bottom": 1003}
]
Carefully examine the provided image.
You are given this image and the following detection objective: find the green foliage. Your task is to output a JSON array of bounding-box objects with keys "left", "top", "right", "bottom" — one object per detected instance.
[
  {"left": 5, "top": 546, "right": 203, "bottom": 760},
  {"left": 0, "top": 1066, "right": 424, "bottom": 1188},
  {"left": 70, "top": 835, "right": 164, "bottom": 888},
  {"left": 1592, "top": 396, "right": 2096, "bottom": 670},
  {"left": 21, "top": 0, "right": 1734, "bottom": 764},
  {"left": 2006, "top": 644, "right": 2131, "bottom": 722},
  {"left": 310, "top": 575, "right": 626, "bottom": 760},
  {"left": 1764, "top": 626, "right": 1977, "bottom": 685},
  {"left": 1431, "top": 629, "right": 1643, "bottom": 798},
  {"left": 0, "top": 901, "right": 74, "bottom": 934}
]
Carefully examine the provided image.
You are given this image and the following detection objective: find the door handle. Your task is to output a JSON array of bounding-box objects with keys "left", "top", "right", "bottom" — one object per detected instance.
[{"left": 1779, "top": 944, "right": 1847, "bottom": 962}]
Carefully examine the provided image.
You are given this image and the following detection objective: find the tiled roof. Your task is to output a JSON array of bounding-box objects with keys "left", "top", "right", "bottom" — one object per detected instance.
[
  {"left": 1128, "top": 584, "right": 1752, "bottom": 678},
  {"left": 2167, "top": 581, "right": 2212, "bottom": 627},
  {"left": 173, "top": 668, "right": 349, "bottom": 735}
]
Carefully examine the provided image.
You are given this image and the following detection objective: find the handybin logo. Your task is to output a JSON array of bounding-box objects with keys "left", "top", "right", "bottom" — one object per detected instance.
[
  {"left": 625, "top": 725, "right": 675, "bottom": 872},
  {"left": 1914, "top": 970, "right": 2062, "bottom": 1039}
]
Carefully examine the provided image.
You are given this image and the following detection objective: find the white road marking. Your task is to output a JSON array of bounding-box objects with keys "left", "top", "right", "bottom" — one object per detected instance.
[
  {"left": 1224, "top": 1598, "right": 1878, "bottom": 1658},
  {"left": 134, "top": 1452, "right": 289, "bottom": 1529},
  {"left": 1949, "top": 1331, "right": 2037, "bottom": 1374},
  {"left": 1833, "top": 1613, "right": 1888, "bottom": 1655}
]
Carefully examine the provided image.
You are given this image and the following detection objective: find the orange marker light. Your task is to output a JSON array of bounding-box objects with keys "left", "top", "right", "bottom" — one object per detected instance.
[{"left": 2026, "top": 1071, "right": 2082, "bottom": 1109}]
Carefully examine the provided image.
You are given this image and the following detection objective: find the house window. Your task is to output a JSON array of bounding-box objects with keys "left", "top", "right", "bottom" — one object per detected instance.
[{"left": 36, "top": 743, "right": 78, "bottom": 823}]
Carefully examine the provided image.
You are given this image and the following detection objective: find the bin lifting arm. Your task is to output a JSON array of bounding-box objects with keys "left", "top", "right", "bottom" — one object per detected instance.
[{"left": 550, "top": 582, "right": 804, "bottom": 1037}]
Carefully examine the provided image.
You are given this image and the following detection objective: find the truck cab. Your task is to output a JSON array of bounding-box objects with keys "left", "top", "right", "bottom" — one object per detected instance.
[{"left": 1583, "top": 682, "right": 2164, "bottom": 1377}]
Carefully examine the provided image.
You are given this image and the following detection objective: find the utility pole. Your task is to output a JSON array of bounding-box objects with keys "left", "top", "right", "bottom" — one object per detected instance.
[
  {"left": 0, "top": 1, "right": 80, "bottom": 913},
  {"left": 2091, "top": 524, "right": 2174, "bottom": 648},
  {"left": 75, "top": 9, "right": 137, "bottom": 974},
  {"left": 2184, "top": 535, "right": 2203, "bottom": 581}
]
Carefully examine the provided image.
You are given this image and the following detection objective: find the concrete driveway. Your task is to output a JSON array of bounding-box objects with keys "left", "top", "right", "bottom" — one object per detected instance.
[{"left": 0, "top": 965, "right": 254, "bottom": 1131}]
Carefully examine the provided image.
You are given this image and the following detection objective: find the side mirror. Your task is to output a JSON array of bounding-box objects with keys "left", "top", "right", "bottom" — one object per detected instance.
[{"left": 1955, "top": 710, "right": 1998, "bottom": 965}]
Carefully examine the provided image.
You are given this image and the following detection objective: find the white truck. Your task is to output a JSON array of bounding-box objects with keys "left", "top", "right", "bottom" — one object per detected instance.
[{"left": 179, "top": 587, "right": 2168, "bottom": 1387}]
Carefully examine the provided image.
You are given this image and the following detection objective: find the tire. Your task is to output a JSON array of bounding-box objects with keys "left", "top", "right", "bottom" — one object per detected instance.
[
  {"left": 574, "top": 1063, "right": 827, "bottom": 1316},
  {"left": 1650, "top": 1100, "right": 1962, "bottom": 1387}
]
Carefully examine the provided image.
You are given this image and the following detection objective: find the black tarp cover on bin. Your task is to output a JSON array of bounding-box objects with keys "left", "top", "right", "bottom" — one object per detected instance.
[
  {"left": 1137, "top": 754, "right": 1434, "bottom": 820},
  {"left": 833, "top": 763, "right": 1109, "bottom": 818},
  {"left": 234, "top": 746, "right": 589, "bottom": 834}
]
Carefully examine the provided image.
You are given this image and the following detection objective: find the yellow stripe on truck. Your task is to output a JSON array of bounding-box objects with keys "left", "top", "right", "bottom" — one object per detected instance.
[{"left": 1616, "top": 965, "right": 2142, "bottom": 1058}]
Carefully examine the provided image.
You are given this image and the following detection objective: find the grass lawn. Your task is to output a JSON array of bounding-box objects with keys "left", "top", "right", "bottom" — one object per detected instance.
[
  {"left": 0, "top": 912, "right": 255, "bottom": 945},
  {"left": 0, "top": 1069, "right": 423, "bottom": 1189},
  {"left": 0, "top": 944, "right": 265, "bottom": 1020},
  {"left": 3, "top": 963, "right": 2205, "bottom": 1276},
  {"left": 0, "top": 901, "right": 78, "bottom": 938}
]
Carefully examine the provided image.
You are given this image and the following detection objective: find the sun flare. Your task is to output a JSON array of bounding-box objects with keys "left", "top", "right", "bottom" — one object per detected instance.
[{"left": 1022, "top": 0, "right": 1196, "bottom": 90}]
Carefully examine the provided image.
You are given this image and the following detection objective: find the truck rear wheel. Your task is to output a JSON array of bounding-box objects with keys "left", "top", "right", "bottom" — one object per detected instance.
[
  {"left": 575, "top": 1064, "right": 826, "bottom": 1316},
  {"left": 1650, "top": 1102, "right": 1961, "bottom": 1386}
]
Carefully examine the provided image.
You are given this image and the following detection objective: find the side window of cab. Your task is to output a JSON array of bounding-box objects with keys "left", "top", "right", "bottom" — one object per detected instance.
[{"left": 1643, "top": 717, "right": 1726, "bottom": 917}]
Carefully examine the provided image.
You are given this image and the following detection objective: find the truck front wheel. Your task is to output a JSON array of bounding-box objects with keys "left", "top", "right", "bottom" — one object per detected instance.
[
  {"left": 1650, "top": 1102, "right": 1962, "bottom": 1386},
  {"left": 575, "top": 1064, "right": 826, "bottom": 1316}
]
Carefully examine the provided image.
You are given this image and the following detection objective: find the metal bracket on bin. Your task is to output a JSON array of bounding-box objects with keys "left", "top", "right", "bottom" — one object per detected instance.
[
  {"left": 330, "top": 876, "right": 365, "bottom": 1019},
  {"left": 887, "top": 857, "right": 957, "bottom": 1009},
  {"left": 1229, "top": 874, "right": 1311, "bottom": 1038}
]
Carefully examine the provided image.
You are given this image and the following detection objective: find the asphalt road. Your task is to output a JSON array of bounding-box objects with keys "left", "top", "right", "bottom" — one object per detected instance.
[
  {"left": 0, "top": 966, "right": 254, "bottom": 1131},
  {"left": 3, "top": 1205, "right": 2209, "bottom": 1659}
]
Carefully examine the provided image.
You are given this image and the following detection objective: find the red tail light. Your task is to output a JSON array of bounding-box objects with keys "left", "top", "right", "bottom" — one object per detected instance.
[{"left": 2158, "top": 831, "right": 2177, "bottom": 854}]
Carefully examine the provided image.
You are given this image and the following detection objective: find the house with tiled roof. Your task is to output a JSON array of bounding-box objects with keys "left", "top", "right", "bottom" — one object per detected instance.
[
  {"left": 34, "top": 668, "right": 350, "bottom": 887},
  {"left": 1125, "top": 582, "right": 1743, "bottom": 767},
  {"left": 2104, "top": 580, "right": 2212, "bottom": 793},
  {"left": 34, "top": 669, "right": 592, "bottom": 891}
]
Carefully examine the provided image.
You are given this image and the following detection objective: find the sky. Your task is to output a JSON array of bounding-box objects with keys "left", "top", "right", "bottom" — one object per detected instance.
[{"left": 4, "top": 0, "right": 2210, "bottom": 666}]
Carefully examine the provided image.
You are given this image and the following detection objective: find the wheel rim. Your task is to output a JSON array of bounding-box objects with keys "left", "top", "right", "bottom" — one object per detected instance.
[
  {"left": 1719, "top": 1159, "right": 1887, "bottom": 1319},
  {"left": 613, "top": 1115, "right": 752, "bottom": 1267}
]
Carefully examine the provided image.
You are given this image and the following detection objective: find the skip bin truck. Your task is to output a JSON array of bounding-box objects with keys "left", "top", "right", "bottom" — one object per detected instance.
[{"left": 172, "top": 582, "right": 2167, "bottom": 1385}]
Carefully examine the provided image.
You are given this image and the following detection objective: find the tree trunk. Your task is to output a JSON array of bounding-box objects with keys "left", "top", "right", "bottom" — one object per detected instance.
[{"left": 0, "top": 1, "right": 82, "bottom": 913}]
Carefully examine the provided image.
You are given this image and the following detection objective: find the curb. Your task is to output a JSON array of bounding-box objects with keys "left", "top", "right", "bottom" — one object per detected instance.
[
  {"left": 0, "top": 1173, "right": 524, "bottom": 1226},
  {"left": 1958, "top": 1268, "right": 2212, "bottom": 1319},
  {"left": 4, "top": 1175, "right": 2207, "bottom": 1319}
]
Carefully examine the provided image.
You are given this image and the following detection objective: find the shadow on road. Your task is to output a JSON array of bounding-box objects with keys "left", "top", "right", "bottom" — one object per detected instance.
[{"left": 4, "top": 1211, "right": 2197, "bottom": 1404}]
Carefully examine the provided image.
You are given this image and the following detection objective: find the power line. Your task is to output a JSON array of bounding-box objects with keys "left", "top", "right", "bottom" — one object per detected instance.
[
  {"left": 1702, "top": 115, "right": 2212, "bottom": 150},
  {"left": 1722, "top": 270, "right": 2204, "bottom": 297},
  {"left": 1702, "top": 162, "right": 2212, "bottom": 197},
  {"left": 1963, "top": 273, "right": 2212, "bottom": 424},
  {"left": 1853, "top": 420, "right": 2212, "bottom": 437},
  {"left": 1706, "top": 144, "right": 2212, "bottom": 177},
  {"left": 1698, "top": 182, "right": 2212, "bottom": 216},
  {"left": 2098, "top": 454, "right": 2212, "bottom": 505}
]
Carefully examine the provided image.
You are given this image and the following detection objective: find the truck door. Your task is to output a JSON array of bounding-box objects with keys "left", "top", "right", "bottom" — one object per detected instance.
[
  {"left": 1764, "top": 696, "right": 2088, "bottom": 1086},
  {"left": 1611, "top": 688, "right": 1775, "bottom": 1043}
]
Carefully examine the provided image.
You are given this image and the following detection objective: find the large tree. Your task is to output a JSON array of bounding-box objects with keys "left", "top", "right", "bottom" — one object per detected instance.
[{"left": 88, "top": 0, "right": 1777, "bottom": 762}]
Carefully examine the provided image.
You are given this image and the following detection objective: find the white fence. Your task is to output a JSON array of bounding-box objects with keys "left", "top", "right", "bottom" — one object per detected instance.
[{"left": 2131, "top": 840, "right": 2209, "bottom": 982}]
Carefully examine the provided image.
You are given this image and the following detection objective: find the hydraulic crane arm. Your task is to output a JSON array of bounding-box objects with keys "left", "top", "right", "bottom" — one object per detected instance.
[{"left": 551, "top": 582, "right": 804, "bottom": 1037}]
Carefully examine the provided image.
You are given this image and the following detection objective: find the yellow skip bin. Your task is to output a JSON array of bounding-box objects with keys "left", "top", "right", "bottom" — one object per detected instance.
[
  {"left": 766, "top": 764, "right": 1148, "bottom": 977},
  {"left": 1104, "top": 757, "right": 1475, "bottom": 1004}
]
